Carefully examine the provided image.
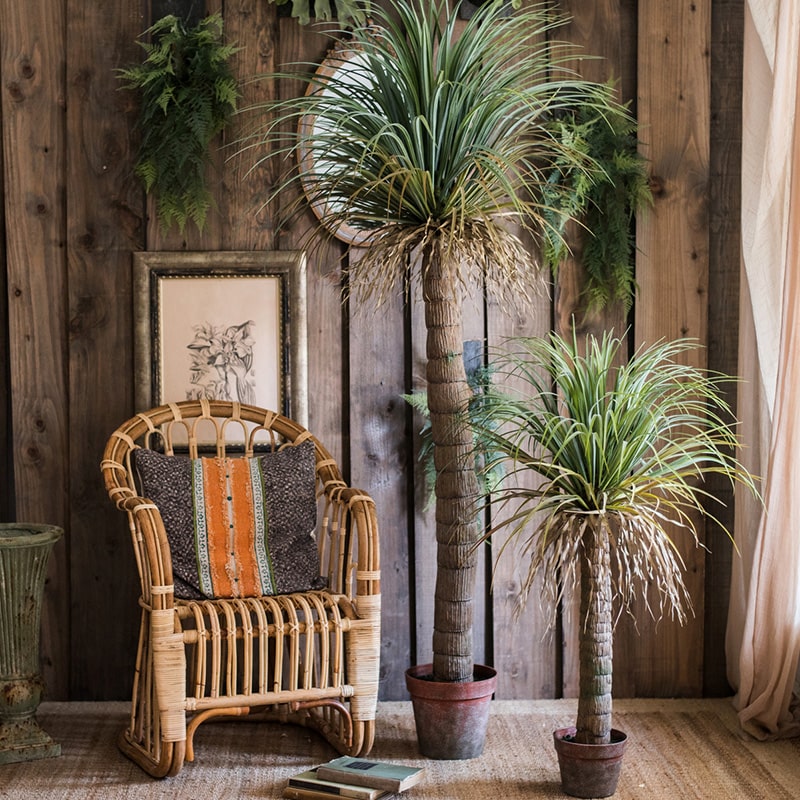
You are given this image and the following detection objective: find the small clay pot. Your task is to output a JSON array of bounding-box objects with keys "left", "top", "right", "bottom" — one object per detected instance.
[{"left": 553, "top": 726, "right": 628, "bottom": 798}]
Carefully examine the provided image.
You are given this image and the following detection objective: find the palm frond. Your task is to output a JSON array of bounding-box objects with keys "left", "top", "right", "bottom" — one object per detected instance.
[
  {"left": 472, "top": 332, "right": 760, "bottom": 626},
  {"left": 242, "top": 0, "right": 621, "bottom": 303}
]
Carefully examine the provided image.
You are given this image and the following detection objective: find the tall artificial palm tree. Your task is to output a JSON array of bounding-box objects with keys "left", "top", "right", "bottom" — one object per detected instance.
[
  {"left": 248, "top": 0, "right": 619, "bottom": 683},
  {"left": 471, "top": 333, "right": 757, "bottom": 745}
]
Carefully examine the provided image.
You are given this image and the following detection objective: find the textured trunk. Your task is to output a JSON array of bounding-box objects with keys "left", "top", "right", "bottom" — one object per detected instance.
[
  {"left": 422, "top": 244, "right": 480, "bottom": 683},
  {"left": 575, "top": 518, "right": 613, "bottom": 744}
]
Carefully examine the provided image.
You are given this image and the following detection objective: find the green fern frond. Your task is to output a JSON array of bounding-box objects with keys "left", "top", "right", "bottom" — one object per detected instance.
[
  {"left": 542, "top": 85, "right": 653, "bottom": 312},
  {"left": 264, "top": 0, "right": 368, "bottom": 28},
  {"left": 117, "top": 13, "right": 239, "bottom": 234}
]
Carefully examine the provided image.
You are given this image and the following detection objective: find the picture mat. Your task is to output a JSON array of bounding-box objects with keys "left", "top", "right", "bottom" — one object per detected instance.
[{"left": 159, "top": 274, "right": 282, "bottom": 411}]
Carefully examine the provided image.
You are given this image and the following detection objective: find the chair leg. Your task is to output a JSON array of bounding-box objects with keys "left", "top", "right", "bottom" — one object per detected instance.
[
  {"left": 118, "top": 609, "right": 188, "bottom": 778},
  {"left": 118, "top": 727, "right": 186, "bottom": 778}
]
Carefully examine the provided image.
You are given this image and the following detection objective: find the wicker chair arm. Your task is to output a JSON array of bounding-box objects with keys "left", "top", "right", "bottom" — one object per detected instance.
[
  {"left": 318, "top": 480, "right": 380, "bottom": 602},
  {"left": 120, "top": 494, "right": 177, "bottom": 607}
]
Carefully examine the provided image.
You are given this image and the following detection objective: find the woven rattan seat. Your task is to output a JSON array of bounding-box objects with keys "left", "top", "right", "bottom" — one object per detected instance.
[{"left": 101, "top": 400, "right": 381, "bottom": 778}]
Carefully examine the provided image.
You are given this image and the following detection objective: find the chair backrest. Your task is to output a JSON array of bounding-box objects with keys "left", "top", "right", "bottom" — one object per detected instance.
[
  {"left": 103, "top": 399, "right": 345, "bottom": 500},
  {"left": 101, "top": 399, "right": 362, "bottom": 601}
]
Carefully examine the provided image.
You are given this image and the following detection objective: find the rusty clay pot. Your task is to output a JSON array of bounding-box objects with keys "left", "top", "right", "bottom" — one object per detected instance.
[
  {"left": 405, "top": 663, "right": 497, "bottom": 760},
  {"left": 553, "top": 726, "right": 628, "bottom": 798}
]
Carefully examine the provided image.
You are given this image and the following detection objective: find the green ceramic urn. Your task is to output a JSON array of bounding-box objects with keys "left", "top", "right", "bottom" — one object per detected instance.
[{"left": 0, "top": 523, "right": 62, "bottom": 764}]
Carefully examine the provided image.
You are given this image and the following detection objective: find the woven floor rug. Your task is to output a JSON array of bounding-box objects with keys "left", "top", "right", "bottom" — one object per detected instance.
[{"left": 1, "top": 699, "right": 798, "bottom": 799}]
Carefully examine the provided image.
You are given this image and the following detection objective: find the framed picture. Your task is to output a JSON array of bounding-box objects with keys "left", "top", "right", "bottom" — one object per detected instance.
[{"left": 133, "top": 251, "right": 308, "bottom": 427}]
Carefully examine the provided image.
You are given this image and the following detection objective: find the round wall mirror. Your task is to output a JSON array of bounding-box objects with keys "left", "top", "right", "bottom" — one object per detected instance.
[{"left": 297, "top": 42, "right": 377, "bottom": 247}]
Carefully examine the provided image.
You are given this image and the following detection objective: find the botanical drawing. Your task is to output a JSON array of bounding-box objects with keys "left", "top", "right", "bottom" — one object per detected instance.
[{"left": 185, "top": 320, "right": 257, "bottom": 403}]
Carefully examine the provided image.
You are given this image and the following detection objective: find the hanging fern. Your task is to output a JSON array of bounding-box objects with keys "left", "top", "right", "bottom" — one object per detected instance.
[
  {"left": 118, "top": 13, "right": 240, "bottom": 233},
  {"left": 542, "top": 91, "right": 653, "bottom": 312},
  {"left": 266, "top": 0, "right": 369, "bottom": 27}
]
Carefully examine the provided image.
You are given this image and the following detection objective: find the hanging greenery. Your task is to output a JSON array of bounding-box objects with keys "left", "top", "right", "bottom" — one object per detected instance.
[
  {"left": 118, "top": 13, "right": 239, "bottom": 234},
  {"left": 266, "top": 0, "right": 369, "bottom": 27},
  {"left": 542, "top": 91, "right": 653, "bottom": 312}
]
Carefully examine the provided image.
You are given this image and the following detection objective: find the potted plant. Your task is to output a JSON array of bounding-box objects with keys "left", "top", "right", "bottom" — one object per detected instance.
[
  {"left": 470, "top": 332, "right": 757, "bottom": 796},
  {"left": 246, "top": 0, "right": 620, "bottom": 758}
]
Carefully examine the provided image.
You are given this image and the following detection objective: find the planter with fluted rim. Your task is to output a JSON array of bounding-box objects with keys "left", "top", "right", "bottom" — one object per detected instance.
[
  {"left": 405, "top": 663, "right": 497, "bottom": 760},
  {"left": 0, "top": 523, "right": 62, "bottom": 764}
]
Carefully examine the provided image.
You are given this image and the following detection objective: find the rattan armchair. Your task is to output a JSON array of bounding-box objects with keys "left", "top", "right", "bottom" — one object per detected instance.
[{"left": 101, "top": 400, "right": 381, "bottom": 778}]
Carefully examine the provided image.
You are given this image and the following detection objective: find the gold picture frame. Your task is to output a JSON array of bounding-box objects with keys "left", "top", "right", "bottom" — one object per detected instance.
[{"left": 133, "top": 251, "right": 308, "bottom": 427}]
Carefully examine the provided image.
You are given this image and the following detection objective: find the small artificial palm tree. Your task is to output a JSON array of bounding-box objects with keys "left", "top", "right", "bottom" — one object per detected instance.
[
  {"left": 471, "top": 332, "right": 757, "bottom": 743},
  {"left": 246, "top": 0, "right": 620, "bottom": 683}
]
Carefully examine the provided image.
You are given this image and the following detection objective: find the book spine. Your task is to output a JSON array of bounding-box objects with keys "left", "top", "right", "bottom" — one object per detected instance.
[
  {"left": 287, "top": 778, "right": 376, "bottom": 800},
  {"left": 283, "top": 787, "right": 358, "bottom": 800},
  {"left": 315, "top": 767, "right": 398, "bottom": 793}
]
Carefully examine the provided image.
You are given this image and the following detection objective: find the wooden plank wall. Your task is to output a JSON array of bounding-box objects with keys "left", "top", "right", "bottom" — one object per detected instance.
[{"left": 0, "top": 0, "right": 742, "bottom": 701}]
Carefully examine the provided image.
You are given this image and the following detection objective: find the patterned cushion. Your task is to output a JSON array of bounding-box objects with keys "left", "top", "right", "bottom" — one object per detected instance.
[{"left": 132, "top": 441, "right": 326, "bottom": 600}]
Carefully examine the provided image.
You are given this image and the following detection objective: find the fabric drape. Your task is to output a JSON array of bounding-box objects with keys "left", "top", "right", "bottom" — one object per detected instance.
[{"left": 726, "top": 0, "right": 800, "bottom": 740}]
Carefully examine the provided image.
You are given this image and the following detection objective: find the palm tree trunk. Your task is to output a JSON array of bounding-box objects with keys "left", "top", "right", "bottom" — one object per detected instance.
[
  {"left": 422, "top": 243, "right": 480, "bottom": 683},
  {"left": 575, "top": 517, "right": 613, "bottom": 744}
]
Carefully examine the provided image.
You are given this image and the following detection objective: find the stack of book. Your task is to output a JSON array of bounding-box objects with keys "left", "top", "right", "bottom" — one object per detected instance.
[{"left": 283, "top": 756, "right": 425, "bottom": 799}]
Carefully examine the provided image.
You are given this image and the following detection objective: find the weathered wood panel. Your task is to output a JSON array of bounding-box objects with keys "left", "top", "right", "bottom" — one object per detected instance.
[
  {"left": 0, "top": 0, "right": 745, "bottom": 703},
  {"left": 222, "top": 0, "right": 278, "bottom": 252},
  {"left": 704, "top": 0, "right": 743, "bottom": 696},
  {"left": 1, "top": 0, "right": 70, "bottom": 699},
  {"left": 350, "top": 268, "right": 410, "bottom": 699},
  {"left": 486, "top": 275, "right": 555, "bottom": 699},
  {"left": 65, "top": 1, "right": 147, "bottom": 700},
  {"left": 624, "top": 0, "right": 711, "bottom": 697},
  {"left": 0, "top": 60, "right": 10, "bottom": 524},
  {"left": 555, "top": 0, "right": 633, "bottom": 700}
]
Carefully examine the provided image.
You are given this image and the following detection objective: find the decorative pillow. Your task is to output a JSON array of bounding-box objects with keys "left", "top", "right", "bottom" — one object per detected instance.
[{"left": 132, "top": 440, "right": 326, "bottom": 600}]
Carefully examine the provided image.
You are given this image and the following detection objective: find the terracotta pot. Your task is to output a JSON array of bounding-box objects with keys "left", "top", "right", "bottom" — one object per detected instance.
[
  {"left": 404, "top": 663, "right": 497, "bottom": 760},
  {"left": 553, "top": 727, "right": 628, "bottom": 798}
]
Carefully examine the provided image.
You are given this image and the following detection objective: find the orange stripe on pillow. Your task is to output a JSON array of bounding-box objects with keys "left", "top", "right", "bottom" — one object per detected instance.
[
  {"left": 227, "top": 459, "right": 261, "bottom": 596},
  {"left": 192, "top": 457, "right": 275, "bottom": 598},
  {"left": 201, "top": 458, "right": 234, "bottom": 596}
]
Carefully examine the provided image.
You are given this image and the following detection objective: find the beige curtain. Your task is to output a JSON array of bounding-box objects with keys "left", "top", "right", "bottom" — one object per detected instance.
[{"left": 726, "top": 0, "right": 800, "bottom": 739}]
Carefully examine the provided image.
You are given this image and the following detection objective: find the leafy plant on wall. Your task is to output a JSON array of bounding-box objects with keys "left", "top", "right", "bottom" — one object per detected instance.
[
  {"left": 266, "top": 0, "right": 369, "bottom": 26},
  {"left": 541, "top": 93, "right": 653, "bottom": 312},
  {"left": 118, "top": 13, "right": 239, "bottom": 233}
]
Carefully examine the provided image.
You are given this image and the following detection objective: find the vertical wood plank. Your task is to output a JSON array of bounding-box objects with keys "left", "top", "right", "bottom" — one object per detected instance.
[
  {"left": 220, "top": 0, "right": 277, "bottom": 251},
  {"left": 409, "top": 276, "right": 436, "bottom": 670},
  {"left": 350, "top": 269, "right": 411, "bottom": 700},
  {"left": 0, "top": 72, "right": 10, "bottom": 523},
  {"left": 484, "top": 1, "right": 557, "bottom": 700},
  {"left": 554, "top": 0, "right": 633, "bottom": 699},
  {"left": 65, "top": 0, "right": 146, "bottom": 699},
  {"left": 486, "top": 279, "right": 554, "bottom": 699},
  {"left": 704, "top": 0, "right": 743, "bottom": 696},
  {"left": 623, "top": 0, "right": 711, "bottom": 697},
  {"left": 273, "top": 19, "right": 346, "bottom": 460},
  {"left": 1, "top": 0, "right": 70, "bottom": 699}
]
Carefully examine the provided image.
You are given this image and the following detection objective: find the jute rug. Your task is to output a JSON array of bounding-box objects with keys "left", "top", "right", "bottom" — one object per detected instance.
[{"left": 1, "top": 699, "right": 798, "bottom": 799}]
